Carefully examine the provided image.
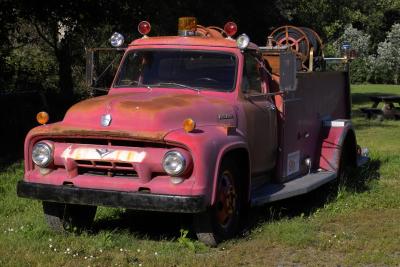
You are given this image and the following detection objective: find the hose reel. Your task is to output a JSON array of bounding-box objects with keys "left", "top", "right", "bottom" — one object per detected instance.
[{"left": 268, "top": 25, "right": 324, "bottom": 71}]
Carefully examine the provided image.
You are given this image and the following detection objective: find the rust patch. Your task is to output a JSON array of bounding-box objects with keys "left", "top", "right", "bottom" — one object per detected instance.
[
  {"left": 117, "top": 94, "right": 200, "bottom": 112},
  {"left": 69, "top": 94, "right": 126, "bottom": 112},
  {"left": 117, "top": 93, "right": 228, "bottom": 114},
  {"left": 28, "top": 124, "right": 166, "bottom": 142}
]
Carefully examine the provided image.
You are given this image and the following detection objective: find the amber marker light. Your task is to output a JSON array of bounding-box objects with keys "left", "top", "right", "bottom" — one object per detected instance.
[
  {"left": 178, "top": 17, "right": 197, "bottom": 36},
  {"left": 36, "top": 111, "right": 49, "bottom": 125},
  {"left": 183, "top": 118, "right": 196, "bottom": 133}
]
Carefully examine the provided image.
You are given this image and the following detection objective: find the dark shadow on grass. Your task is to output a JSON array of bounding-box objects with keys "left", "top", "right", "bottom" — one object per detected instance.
[
  {"left": 341, "top": 159, "right": 381, "bottom": 193},
  {"left": 352, "top": 92, "right": 398, "bottom": 106},
  {"left": 241, "top": 159, "right": 381, "bottom": 237},
  {"left": 351, "top": 119, "right": 398, "bottom": 130},
  {"left": 90, "top": 160, "right": 380, "bottom": 243},
  {"left": 0, "top": 157, "right": 22, "bottom": 172},
  {"left": 351, "top": 109, "right": 399, "bottom": 130},
  {"left": 92, "top": 210, "right": 193, "bottom": 241}
]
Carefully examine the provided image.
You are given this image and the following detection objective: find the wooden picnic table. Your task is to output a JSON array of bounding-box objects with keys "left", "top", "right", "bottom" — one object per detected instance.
[
  {"left": 370, "top": 95, "right": 400, "bottom": 108},
  {"left": 360, "top": 94, "right": 400, "bottom": 120}
]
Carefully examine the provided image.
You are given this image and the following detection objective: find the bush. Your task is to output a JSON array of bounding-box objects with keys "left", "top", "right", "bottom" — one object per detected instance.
[
  {"left": 332, "top": 25, "right": 371, "bottom": 83},
  {"left": 4, "top": 45, "right": 58, "bottom": 93},
  {"left": 370, "top": 24, "right": 400, "bottom": 84}
]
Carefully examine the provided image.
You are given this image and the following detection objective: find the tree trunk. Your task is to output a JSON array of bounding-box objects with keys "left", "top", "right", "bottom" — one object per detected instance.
[{"left": 55, "top": 40, "right": 74, "bottom": 114}]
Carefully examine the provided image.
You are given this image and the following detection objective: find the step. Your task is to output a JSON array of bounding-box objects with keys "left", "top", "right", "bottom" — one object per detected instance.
[{"left": 251, "top": 171, "right": 336, "bottom": 206}]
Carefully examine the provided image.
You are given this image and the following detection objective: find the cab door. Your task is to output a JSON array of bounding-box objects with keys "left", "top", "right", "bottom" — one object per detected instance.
[{"left": 240, "top": 52, "right": 278, "bottom": 179}]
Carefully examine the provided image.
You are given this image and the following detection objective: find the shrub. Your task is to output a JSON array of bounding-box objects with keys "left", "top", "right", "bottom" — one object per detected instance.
[
  {"left": 370, "top": 23, "right": 400, "bottom": 84},
  {"left": 332, "top": 25, "right": 371, "bottom": 83}
]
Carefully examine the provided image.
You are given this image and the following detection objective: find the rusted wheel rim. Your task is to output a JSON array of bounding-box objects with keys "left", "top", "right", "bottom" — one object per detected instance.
[{"left": 216, "top": 170, "right": 237, "bottom": 228}]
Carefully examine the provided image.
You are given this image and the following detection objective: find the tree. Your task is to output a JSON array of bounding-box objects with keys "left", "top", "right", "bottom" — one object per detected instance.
[
  {"left": 0, "top": 0, "right": 18, "bottom": 91},
  {"left": 372, "top": 23, "right": 400, "bottom": 84},
  {"left": 331, "top": 25, "right": 371, "bottom": 83}
]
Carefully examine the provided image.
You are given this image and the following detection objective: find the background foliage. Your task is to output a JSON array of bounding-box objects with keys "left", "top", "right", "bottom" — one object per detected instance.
[
  {"left": 0, "top": 0, "right": 399, "bottom": 157},
  {"left": 1, "top": 0, "right": 399, "bottom": 96}
]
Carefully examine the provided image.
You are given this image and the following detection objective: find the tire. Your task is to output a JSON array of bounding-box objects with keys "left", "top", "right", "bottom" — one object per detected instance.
[
  {"left": 338, "top": 149, "right": 350, "bottom": 187},
  {"left": 338, "top": 141, "right": 355, "bottom": 186},
  {"left": 193, "top": 159, "right": 242, "bottom": 247},
  {"left": 42, "top": 201, "right": 97, "bottom": 233}
]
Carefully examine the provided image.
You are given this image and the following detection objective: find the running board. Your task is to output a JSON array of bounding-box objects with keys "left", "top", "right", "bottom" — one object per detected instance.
[{"left": 251, "top": 171, "right": 336, "bottom": 206}]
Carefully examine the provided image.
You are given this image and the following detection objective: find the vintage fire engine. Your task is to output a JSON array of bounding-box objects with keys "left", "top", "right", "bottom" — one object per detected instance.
[{"left": 17, "top": 18, "right": 368, "bottom": 246}]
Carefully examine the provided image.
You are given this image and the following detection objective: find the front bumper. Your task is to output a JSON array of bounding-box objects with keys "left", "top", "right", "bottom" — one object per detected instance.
[{"left": 17, "top": 181, "right": 206, "bottom": 213}]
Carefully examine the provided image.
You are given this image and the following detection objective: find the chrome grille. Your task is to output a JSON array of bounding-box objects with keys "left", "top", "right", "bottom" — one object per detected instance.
[{"left": 76, "top": 160, "right": 138, "bottom": 178}]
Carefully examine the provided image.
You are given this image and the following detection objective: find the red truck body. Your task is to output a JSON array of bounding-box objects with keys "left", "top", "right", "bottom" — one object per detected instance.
[{"left": 17, "top": 20, "right": 368, "bottom": 246}]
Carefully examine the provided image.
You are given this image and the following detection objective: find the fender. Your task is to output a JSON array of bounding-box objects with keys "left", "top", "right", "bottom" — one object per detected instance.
[
  {"left": 211, "top": 141, "right": 250, "bottom": 205},
  {"left": 319, "top": 119, "right": 356, "bottom": 173},
  {"left": 164, "top": 126, "right": 249, "bottom": 206}
]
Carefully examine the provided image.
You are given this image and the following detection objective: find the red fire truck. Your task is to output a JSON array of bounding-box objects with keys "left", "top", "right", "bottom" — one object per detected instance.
[{"left": 17, "top": 18, "right": 368, "bottom": 246}]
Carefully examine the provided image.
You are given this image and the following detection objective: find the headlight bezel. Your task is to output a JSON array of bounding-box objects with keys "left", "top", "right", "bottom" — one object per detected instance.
[
  {"left": 162, "top": 150, "right": 187, "bottom": 176},
  {"left": 110, "top": 32, "right": 125, "bottom": 47},
  {"left": 32, "top": 142, "right": 53, "bottom": 168},
  {"left": 236, "top": 33, "right": 250, "bottom": 50}
]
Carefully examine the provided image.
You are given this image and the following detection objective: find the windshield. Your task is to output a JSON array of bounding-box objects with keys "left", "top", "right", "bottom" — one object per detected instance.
[{"left": 113, "top": 50, "right": 237, "bottom": 92}]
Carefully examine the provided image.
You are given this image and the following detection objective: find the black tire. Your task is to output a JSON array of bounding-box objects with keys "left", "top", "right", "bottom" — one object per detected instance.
[
  {"left": 338, "top": 150, "right": 350, "bottom": 187},
  {"left": 42, "top": 201, "right": 97, "bottom": 233},
  {"left": 193, "top": 159, "right": 242, "bottom": 247},
  {"left": 338, "top": 143, "right": 354, "bottom": 185}
]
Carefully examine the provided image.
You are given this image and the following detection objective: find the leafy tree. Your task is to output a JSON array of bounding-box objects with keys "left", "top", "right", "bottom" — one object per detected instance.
[
  {"left": 331, "top": 25, "right": 371, "bottom": 83},
  {"left": 278, "top": 0, "right": 400, "bottom": 50},
  {"left": 0, "top": 0, "right": 18, "bottom": 91},
  {"left": 371, "top": 23, "right": 400, "bottom": 84}
]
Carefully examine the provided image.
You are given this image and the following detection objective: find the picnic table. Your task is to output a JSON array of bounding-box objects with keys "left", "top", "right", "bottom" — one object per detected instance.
[
  {"left": 369, "top": 95, "right": 400, "bottom": 108},
  {"left": 360, "top": 94, "right": 400, "bottom": 120}
]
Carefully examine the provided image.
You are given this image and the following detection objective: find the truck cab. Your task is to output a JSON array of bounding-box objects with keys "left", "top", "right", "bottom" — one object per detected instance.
[{"left": 17, "top": 18, "right": 368, "bottom": 246}]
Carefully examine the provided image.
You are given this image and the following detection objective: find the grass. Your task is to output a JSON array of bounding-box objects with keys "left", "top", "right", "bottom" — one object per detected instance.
[{"left": 1, "top": 84, "right": 400, "bottom": 266}]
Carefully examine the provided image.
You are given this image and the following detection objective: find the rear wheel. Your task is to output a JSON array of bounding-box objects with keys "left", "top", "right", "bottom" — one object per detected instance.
[
  {"left": 42, "top": 201, "right": 97, "bottom": 233},
  {"left": 193, "top": 160, "right": 242, "bottom": 247},
  {"left": 323, "top": 136, "right": 356, "bottom": 201},
  {"left": 338, "top": 137, "right": 357, "bottom": 187}
]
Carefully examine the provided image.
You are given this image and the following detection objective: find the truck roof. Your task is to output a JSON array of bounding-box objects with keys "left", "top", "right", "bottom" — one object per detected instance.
[{"left": 129, "top": 36, "right": 258, "bottom": 50}]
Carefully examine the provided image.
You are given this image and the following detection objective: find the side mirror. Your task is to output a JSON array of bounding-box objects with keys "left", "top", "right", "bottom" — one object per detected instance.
[
  {"left": 85, "top": 49, "right": 95, "bottom": 87},
  {"left": 85, "top": 47, "right": 125, "bottom": 95},
  {"left": 279, "top": 51, "right": 297, "bottom": 92}
]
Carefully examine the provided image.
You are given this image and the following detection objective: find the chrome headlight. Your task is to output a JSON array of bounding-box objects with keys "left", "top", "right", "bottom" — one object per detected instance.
[
  {"left": 162, "top": 151, "right": 186, "bottom": 176},
  {"left": 110, "top": 32, "right": 125, "bottom": 47},
  {"left": 32, "top": 142, "right": 53, "bottom": 167},
  {"left": 236, "top": 33, "right": 250, "bottom": 50}
]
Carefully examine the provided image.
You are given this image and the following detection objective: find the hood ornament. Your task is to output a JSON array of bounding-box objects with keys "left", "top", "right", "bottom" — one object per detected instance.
[
  {"left": 101, "top": 114, "right": 112, "bottom": 127},
  {"left": 96, "top": 148, "right": 113, "bottom": 158}
]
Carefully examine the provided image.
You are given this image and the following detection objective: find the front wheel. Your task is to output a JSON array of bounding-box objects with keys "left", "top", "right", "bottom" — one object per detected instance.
[
  {"left": 193, "top": 160, "right": 242, "bottom": 247},
  {"left": 42, "top": 201, "right": 97, "bottom": 233}
]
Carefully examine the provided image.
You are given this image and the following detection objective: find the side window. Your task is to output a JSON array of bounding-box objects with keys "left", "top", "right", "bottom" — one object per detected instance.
[{"left": 242, "top": 53, "right": 262, "bottom": 94}]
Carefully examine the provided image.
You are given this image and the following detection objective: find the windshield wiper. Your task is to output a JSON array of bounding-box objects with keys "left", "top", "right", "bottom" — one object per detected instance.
[{"left": 146, "top": 82, "right": 200, "bottom": 93}]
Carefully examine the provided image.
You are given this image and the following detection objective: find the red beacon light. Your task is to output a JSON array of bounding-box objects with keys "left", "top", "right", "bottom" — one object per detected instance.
[
  {"left": 138, "top": 21, "right": 151, "bottom": 37},
  {"left": 224, "top": 22, "right": 237, "bottom": 38}
]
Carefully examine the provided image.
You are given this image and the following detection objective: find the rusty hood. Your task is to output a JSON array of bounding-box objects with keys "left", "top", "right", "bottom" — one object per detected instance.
[{"left": 39, "top": 91, "right": 236, "bottom": 141}]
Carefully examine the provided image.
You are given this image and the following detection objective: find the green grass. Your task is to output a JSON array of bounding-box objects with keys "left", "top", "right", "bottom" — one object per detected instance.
[{"left": 1, "top": 84, "right": 400, "bottom": 266}]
